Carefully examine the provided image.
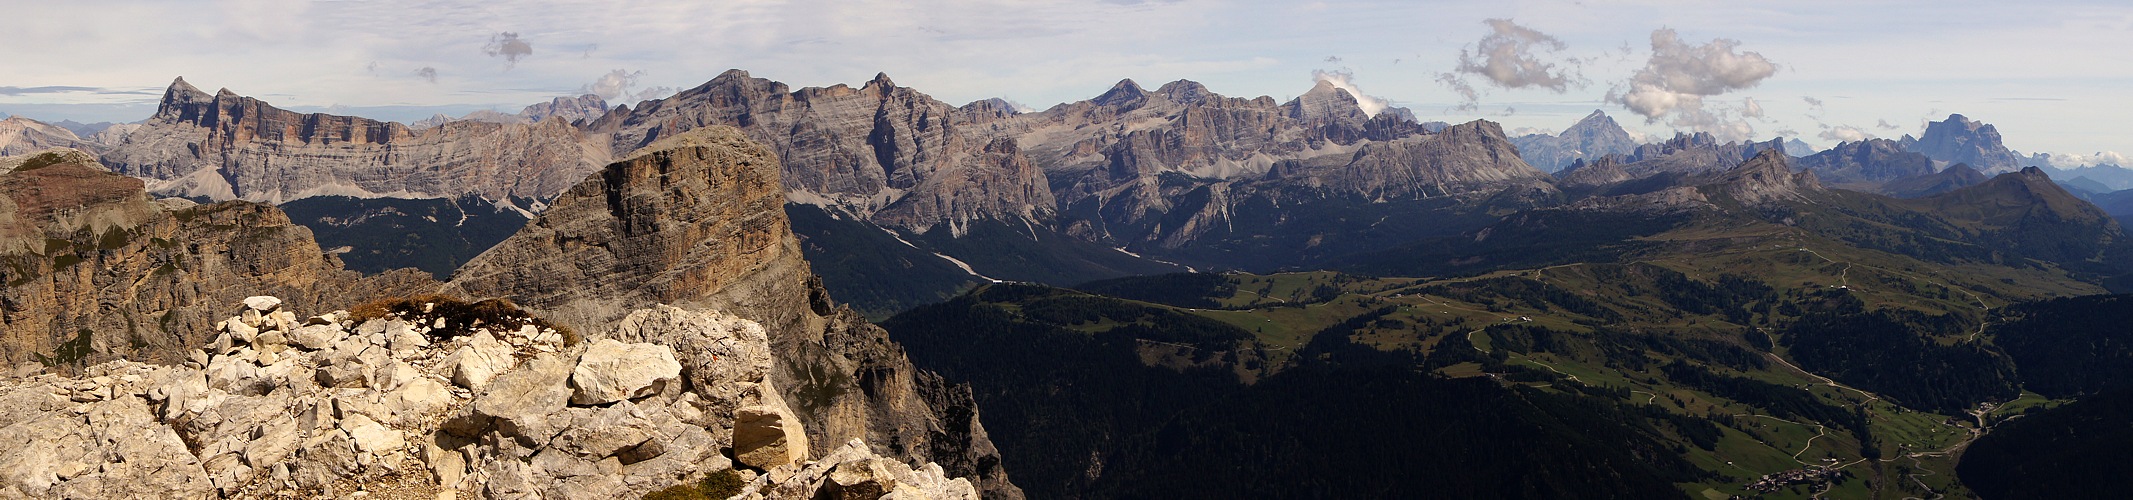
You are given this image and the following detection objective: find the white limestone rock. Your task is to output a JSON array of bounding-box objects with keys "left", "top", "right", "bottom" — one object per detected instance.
[{"left": 567, "top": 339, "right": 681, "bottom": 406}]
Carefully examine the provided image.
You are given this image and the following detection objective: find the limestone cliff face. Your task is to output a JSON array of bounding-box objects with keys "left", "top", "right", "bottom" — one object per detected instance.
[
  {"left": 0, "top": 150, "right": 435, "bottom": 369},
  {"left": 99, "top": 78, "right": 606, "bottom": 203},
  {"left": 444, "top": 126, "right": 1021, "bottom": 497},
  {"left": 591, "top": 70, "right": 1053, "bottom": 233},
  {"left": 1911, "top": 114, "right": 2028, "bottom": 173}
]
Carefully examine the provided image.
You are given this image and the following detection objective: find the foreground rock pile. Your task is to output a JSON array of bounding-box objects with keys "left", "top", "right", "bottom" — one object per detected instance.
[{"left": 0, "top": 298, "right": 972, "bottom": 499}]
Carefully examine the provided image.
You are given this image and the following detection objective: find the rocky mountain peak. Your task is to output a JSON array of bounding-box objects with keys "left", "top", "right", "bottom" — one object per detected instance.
[
  {"left": 867, "top": 72, "right": 897, "bottom": 90},
  {"left": 1913, "top": 113, "right": 2025, "bottom": 172},
  {"left": 1155, "top": 79, "right": 1213, "bottom": 105},
  {"left": 1284, "top": 80, "right": 1367, "bottom": 122},
  {"left": 153, "top": 77, "right": 215, "bottom": 121},
  {"left": 1711, "top": 149, "right": 1823, "bottom": 205},
  {"left": 1507, "top": 110, "right": 1640, "bottom": 173},
  {"left": 444, "top": 126, "right": 1020, "bottom": 496},
  {"left": 1571, "top": 109, "right": 1614, "bottom": 129},
  {"left": 1092, "top": 79, "right": 1148, "bottom": 107},
  {"left": 1797, "top": 137, "right": 1935, "bottom": 187}
]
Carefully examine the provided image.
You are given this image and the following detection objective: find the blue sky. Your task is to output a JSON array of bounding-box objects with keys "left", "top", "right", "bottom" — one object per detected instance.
[{"left": 4, "top": 0, "right": 2130, "bottom": 164}]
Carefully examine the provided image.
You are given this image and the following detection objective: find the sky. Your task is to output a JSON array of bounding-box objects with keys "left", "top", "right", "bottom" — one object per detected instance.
[{"left": 4, "top": 0, "right": 2131, "bottom": 165}]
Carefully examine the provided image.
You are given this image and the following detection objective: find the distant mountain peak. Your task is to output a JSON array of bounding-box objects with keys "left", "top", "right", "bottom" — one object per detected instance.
[
  {"left": 1912, "top": 113, "right": 2024, "bottom": 172},
  {"left": 1092, "top": 79, "right": 1147, "bottom": 107},
  {"left": 1155, "top": 79, "right": 1212, "bottom": 104},
  {"left": 867, "top": 72, "right": 896, "bottom": 89},
  {"left": 1712, "top": 149, "right": 1823, "bottom": 205},
  {"left": 1285, "top": 80, "right": 1366, "bottom": 123},
  {"left": 168, "top": 76, "right": 201, "bottom": 95},
  {"left": 1505, "top": 109, "right": 1638, "bottom": 172}
]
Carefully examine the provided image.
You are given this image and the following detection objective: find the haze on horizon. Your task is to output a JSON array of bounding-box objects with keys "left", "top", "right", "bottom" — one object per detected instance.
[{"left": 4, "top": 0, "right": 2130, "bottom": 166}]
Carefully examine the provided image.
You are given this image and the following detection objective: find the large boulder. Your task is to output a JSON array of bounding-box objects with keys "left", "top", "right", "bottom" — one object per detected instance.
[
  {"left": 734, "top": 439, "right": 978, "bottom": 500},
  {"left": 568, "top": 339, "right": 682, "bottom": 405},
  {"left": 446, "top": 331, "right": 517, "bottom": 389}
]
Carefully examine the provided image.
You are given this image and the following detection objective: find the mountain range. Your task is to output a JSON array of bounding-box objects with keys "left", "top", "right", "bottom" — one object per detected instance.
[
  {"left": 18, "top": 73, "right": 2129, "bottom": 319},
  {"left": 5, "top": 66, "right": 2133, "bottom": 499}
]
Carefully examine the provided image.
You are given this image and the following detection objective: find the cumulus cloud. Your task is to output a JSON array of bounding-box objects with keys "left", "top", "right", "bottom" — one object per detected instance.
[
  {"left": 1607, "top": 28, "right": 1778, "bottom": 141},
  {"left": 484, "top": 32, "right": 533, "bottom": 68},
  {"left": 1801, "top": 96, "right": 1824, "bottom": 109},
  {"left": 2045, "top": 151, "right": 2131, "bottom": 168},
  {"left": 578, "top": 69, "right": 674, "bottom": 103},
  {"left": 1876, "top": 119, "right": 1901, "bottom": 130},
  {"left": 1311, "top": 69, "right": 1392, "bottom": 117},
  {"left": 1611, "top": 29, "right": 1777, "bottom": 120},
  {"left": 1453, "top": 19, "right": 1578, "bottom": 91},
  {"left": 1742, "top": 97, "right": 1764, "bottom": 118},
  {"left": 1437, "top": 19, "right": 1582, "bottom": 110},
  {"left": 414, "top": 67, "right": 438, "bottom": 84},
  {"left": 1817, "top": 125, "right": 1874, "bottom": 143}
]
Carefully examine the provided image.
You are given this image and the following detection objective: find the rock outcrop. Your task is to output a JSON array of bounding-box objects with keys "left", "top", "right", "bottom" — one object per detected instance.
[
  {"left": 445, "top": 126, "right": 1021, "bottom": 497},
  {"left": 735, "top": 439, "right": 978, "bottom": 500},
  {"left": 0, "top": 149, "right": 435, "bottom": 368},
  {"left": 98, "top": 78, "right": 607, "bottom": 203},
  {"left": 1910, "top": 114, "right": 2028, "bottom": 173},
  {"left": 1707, "top": 150, "right": 1824, "bottom": 206},
  {"left": 0, "top": 297, "right": 912, "bottom": 499}
]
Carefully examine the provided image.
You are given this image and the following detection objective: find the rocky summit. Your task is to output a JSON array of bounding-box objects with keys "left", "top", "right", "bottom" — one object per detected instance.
[
  {"left": 1, "top": 125, "right": 1016, "bottom": 498},
  {"left": 445, "top": 125, "right": 1019, "bottom": 497},
  {"left": 0, "top": 294, "right": 971, "bottom": 499}
]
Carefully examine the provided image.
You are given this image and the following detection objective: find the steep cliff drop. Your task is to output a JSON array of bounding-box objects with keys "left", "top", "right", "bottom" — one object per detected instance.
[{"left": 444, "top": 126, "right": 1021, "bottom": 498}]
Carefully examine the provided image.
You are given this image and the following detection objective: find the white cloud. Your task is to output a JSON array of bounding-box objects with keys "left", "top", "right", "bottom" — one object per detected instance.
[
  {"left": 1612, "top": 29, "right": 1778, "bottom": 120},
  {"left": 1438, "top": 18, "right": 1582, "bottom": 110},
  {"left": 2045, "top": 151, "right": 2130, "bottom": 168},
  {"left": 1817, "top": 125, "right": 1874, "bottom": 143},
  {"left": 1608, "top": 28, "right": 1778, "bottom": 142},
  {"left": 1452, "top": 19, "right": 1579, "bottom": 91}
]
